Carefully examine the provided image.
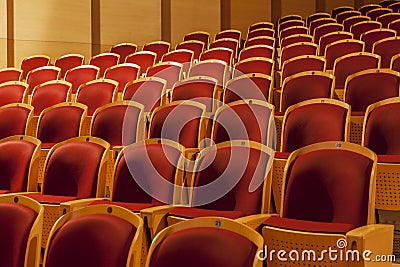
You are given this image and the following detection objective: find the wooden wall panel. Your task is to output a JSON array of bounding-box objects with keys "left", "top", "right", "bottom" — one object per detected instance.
[
  {"left": 281, "top": 0, "right": 316, "bottom": 19},
  {"left": 0, "top": 0, "right": 6, "bottom": 68},
  {"left": 13, "top": 0, "right": 91, "bottom": 67},
  {"left": 170, "top": 0, "right": 220, "bottom": 47},
  {"left": 325, "top": 0, "right": 355, "bottom": 13},
  {"left": 230, "top": 0, "right": 272, "bottom": 37},
  {"left": 99, "top": 0, "right": 162, "bottom": 50}
]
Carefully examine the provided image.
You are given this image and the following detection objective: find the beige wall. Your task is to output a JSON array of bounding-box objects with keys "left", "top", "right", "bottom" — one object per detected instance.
[
  {"left": 281, "top": 0, "right": 316, "bottom": 18},
  {"left": 325, "top": 0, "right": 355, "bottom": 12},
  {"left": 230, "top": 0, "right": 272, "bottom": 37},
  {"left": 99, "top": 0, "right": 162, "bottom": 52},
  {"left": 170, "top": 0, "right": 220, "bottom": 47},
  {"left": 13, "top": 0, "right": 91, "bottom": 67},
  {"left": 0, "top": 0, "right": 6, "bottom": 68}
]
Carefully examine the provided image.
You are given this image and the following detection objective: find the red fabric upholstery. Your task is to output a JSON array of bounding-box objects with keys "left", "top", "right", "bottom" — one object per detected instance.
[
  {"left": 90, "top": 200, "right": 154, "bottom": 211},
  {"left": 319, "top": 32, "right": 352, "bottom": 56},
  {"left": 45, "top": 214, "right": 136, "bottom": 267},
  {"left": 176, "top": 41, "right": 204, "bottom": 60},
  {"left": 149, "top": 104, "right": 203, "bottom": 148},
  {"left": 336, "top": 11, "right": 361, "bottom": 24},
  {"left": 76, "top": 80, "right": 116, "bottom": 115},
  {"left": 351, "top": 21, "right": 381, "bottom": 39},
  {"left": 143, "top": 43, "right": 170, "bottom": 62},
  {"left": 283, "top": 149, "right": 374, "bottom": 228},
  {"left": 239, "top": 46, "right": 273, "bottom": 61},
  {"left": 309, "top": 18, "right": 336, "bottom": 35},
  {"left": 209, "top": 39, "right": 238, "bottom": 57},
  {"left": 0, "top": 69, "right": 22, "bottom": 84},
  {"left": 37, "top": 105, "right": 84, "bottom": 144},
  {"left": 367, "top": 8, "right": 391, "bottom": 20},
  {"left": 25, "top": 193, "right": 78, "bottom": 204},
  {"left": 125, "top": 52, "right": 156, "bottom": 76},
  {"left": 42, "top": 141, "right": 105, "bottom": 198},
  {"left": 364, "top": 102, "right": 400, "bottom": 155},
  {"left": 104, "top": 64, "right": 139, "bottom": 92},
  {"left": 191, "top": 145, "right": 272, "bottom": 216},
  {"left": 281, "top": 35, "right": 312, "bottom": 49},
  {"left": 0, "top": 190, "right": 9, "bottom": 194},
  {"left": 234, "top": 58, "right": 273, "bottom": 78},
  {"left": 189, "top": 61, "right": 226, "bottom": 86},
  {"left": 280, "top": 27, "right": 308, "bottom": 41},
  {"left": 345, "top": 71, "right": 400, "bottom": 112},
  {"left": 184, "top": 32, "right": 210, "bottom": 48},
  {"left": 163, "top": 50, "right": 193, "bottom": 73},
  {"left": 334, "top": 54, "right": 380, "bottom": 89},
  {"left": 169, "top": 207, "right": 243, "bottom": 219},
  {"left": 123, "top": 79, "right": 164, "bottom": 113},
  {"left": 377, "top": 13, "right": 400, "bottom": 27},
  {"left": 0, "top": 203, "right": 37, "bottom": 267},
  {"left": 0, "top": 83, "right": 26, "bottom": 106},
  {"left": 212, "top": 101, "right": 273, "bottom": 145},
  {"left": 325, "top": 40, "right": 364, "bottom": 70},
  {"left": 282, "top": 103, "right": 348, "bottom": 152},
  {"left": 377, "top": 155, "right": 400, "bottom": 163},
  {"left": 245, "top": 37, "right": 275, "bottom": 48},
  {"left": 89, "top": 54, "right": 119, "bottom": 76},
  {"left": 278, "top": 20, "right": 304, "bottom": 34},
  {"left": 110, "top": 44, "right": 137, "bottom": 63},
  {"left": 281, "top": 43, "right": 318, "bottom": 67},
  {"left": 0, "top": 106, "right": 30, "bottom": 139},
  {"left": 281, "top": 73, "right": 333, "bottom": 112},
  {"left": 313, "top": 23, "right": 343, "bottom": 45},
  {"left": 112, "top": 142, "right": 181, "bottom": 205},
  {"left": 389, "top": 20, "right": 400, "bottom": 36},
  {"left": 0, "top": 140, "right": 36, "bottom": 192},
  {"left": 216, "top": 31, "right": 241, "bottom": 41},
  {"left": 224, "top": 75, "right": 270, "bottom": 104},
  {"left": 373, "top": 38, "right": 400, "bottom": 68},
  {"left": 264, "top": 217, "right": 354, "bottom": 234},
  {"left": 200, "top": 48, "right": 233, "bottom": 66},
  {"left": 171, "top": 78, "right": 215, "bottom": 112},
  {"left": 21, "top": 56, "right": 50, "bottom": 79},
  {"left": 65, "top": 66, "right": 99, "bottom": 94},
  {"left": 282, "top": 56, "right": 325, "bottom": 82},
  {"left": 274, "top": 151, "right": 291, "bottom": 159},
  {"left": 31, "top": 82, "right": 70, "bottom": 115},
  {"left": 91, "top": 104, "right": 142, "bottom": 146},
  {"left": 361, "top": 29, "right": 396, "bottom": 52},
  {"left": 343, "top": 16, "right": 369, "bottom": 31},
  {"left": 55, "top": 55, "right": 84, "bottom": 78},
  {"left": 26, "top": 68, "right": 59, "bottom": 94},
  {"left": 147, "top": 64, "right": 181, "bottom": 89},
  {"left": 149, "top": 227, "right": 257, "bottom": 267}
]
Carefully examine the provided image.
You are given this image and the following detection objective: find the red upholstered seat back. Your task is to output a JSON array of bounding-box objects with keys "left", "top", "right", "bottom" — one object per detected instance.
[
  {"left": 123, "top": 79, "right": 164, "bottom": 113},
  {"left": 282, "top": 102, "right": 348, "bottom": 152},
  {"left": 21, "top": 56, "right": 50, "bottom": 80},
  {"left": 55, "top": 55, "right": 84, "bottom": 78},
  {"left": 149, "top": 227, "right": 257, "bottom": 267},
  {"left": 364, "top": 102, "right": 400, "bottom": 154},
  {"left": 234, "top": 58, "right": 273, "bottom": 78},
  {"left": 89, "top": 53, "right": 119, "bottom": 76},
  {"left": 91, "top": 104, "right": 142, "bottom": 146},
  {"left": 104, "top": 64, "right": 139, "bottom": 92},
  {"left": 283, "top": 148, "right": 374, "bottom": 228},
  {"left": 184, "top": 32, "right": 210, "bottom": 48},
  {"left": 149, "top": 103, "right": 204, "bottom": 148},
  {"left": 0, "top": 202, "right": 37, "bottom": 267},
  {"left": 31, "top": 82, "right": 70, "bottom": 116},
  {"left": 0, "top": 140, "right": 37, "bottom": 192},
  {"left": 125, "top": 52, "right": 156, "bottom": 76},
  {"left": 192, "top": 145, "right": 271, "bottom": 215},
  {"left": 0, "top": 69, "right": 22, "bottom": 84},
  {"left": 0, "top": 82, "right": 27, "bottom": 106},
  {"left": 345, "top": 70, "right": 400, "bottom": 112},
  {"left": 42, "top": 141, "right": 105, "bottom": 198},
  {"left": 37, "top": 105, "right": 84, "bottom": 144},
  {"left": 0, "top": 106, "right": 31, "bottom": 139},
  {"left": 110, "top": 44, "right": 137, "bottom": 63},
  {"left": 45, "top": 214, "right": 136, "bottom": 267},
  {"left": 26, "top": 67, "right": 60, "bottom": 94},
  {"left": 143, "top": 42, "right": 170, "bottom": 62},
  {"left": 212, "top": 101, "right": 273, "bottom": 145},
  {"left": 224, "top": 74, "right": 271, "bottom": 104},
  {"left": 112, "top": 142, "right": 181, "bottom": 204},
  {"left": 171, "top": 78, "right": 216, "bottom": 112},
  {"left": 189, "top": 61, "right": 226, "bottom": 86},
  {"left": 76, "top": 80, "right": 116, "bottom": 115},
  {"left": 147, "top": 63, "right": 182, "bottom": 89},
  {"left": 65, "top": 66, "right": 99, "bottom": 94}
]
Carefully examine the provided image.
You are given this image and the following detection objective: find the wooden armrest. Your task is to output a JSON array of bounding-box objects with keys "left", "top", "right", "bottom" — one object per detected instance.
[
  {"left": 236, "top": 213, "right": 278, "bottom": 230},
  {"left": 60, "top": 198, "right": 109, "bottom": 213},
  {"left": 140, "top": 205, "right": 175, "bottom": 238},
  {"left": 346, "top": 224, "right": 394, "bottom": 266}
]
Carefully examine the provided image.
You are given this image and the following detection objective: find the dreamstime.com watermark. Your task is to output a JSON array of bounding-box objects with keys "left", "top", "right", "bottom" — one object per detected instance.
[{"left": 256, "top": 238, "right": 395, "bottom": 263}]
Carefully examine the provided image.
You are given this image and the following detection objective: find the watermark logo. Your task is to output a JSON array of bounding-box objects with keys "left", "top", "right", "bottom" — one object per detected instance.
[{"left": 256, "top": 238, "right": 395, "bottom": 263}]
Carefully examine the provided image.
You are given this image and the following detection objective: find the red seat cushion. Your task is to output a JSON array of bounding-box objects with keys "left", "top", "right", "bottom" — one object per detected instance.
[
  {"left": 274, "top": 151, "right": 290, "bottom": 159},
  {"left": 90, "top": 200, "right": 155, "bottom": 211},
  {"left": 169, "top": 207, "right": 244, "bottom": 219},
  {"left": 24, "top": 193, "right": 78, "bottom": 204},
  {"left": 0, "top": 190, "right": 10, "bottom": 194},
  {"left": 0, "top": 203, "right": 37, "bottom": 267},
  {"left": 264, "top": 216, "right": 355, "bottom": 234},
  {"left": 377, "top": 154, "right": 400, "bottom": 163}
]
